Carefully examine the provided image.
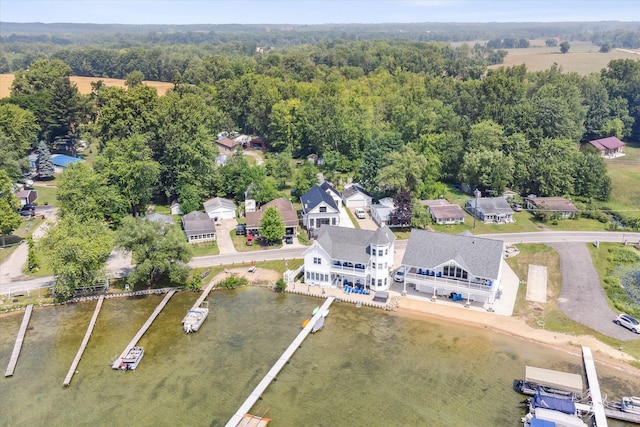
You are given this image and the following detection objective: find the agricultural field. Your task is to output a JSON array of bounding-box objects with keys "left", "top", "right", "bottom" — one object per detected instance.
[
  {"left": 0, "top": 74, "right": 173, "bottom": 98},
  {"left": 604, "top": 141, "right": 640, "bottom": 219},
  {"left": 488, "top": 40, "right": 640, "bottom": 75}
]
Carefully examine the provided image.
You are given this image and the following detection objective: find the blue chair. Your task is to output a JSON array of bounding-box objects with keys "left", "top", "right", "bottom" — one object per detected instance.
[{"left": 437, "top": 272, "right": 442, "bottom": 277}]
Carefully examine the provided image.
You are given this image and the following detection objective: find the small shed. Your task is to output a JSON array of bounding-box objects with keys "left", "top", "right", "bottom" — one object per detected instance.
[
  {"left": 170, "top": 201, "right": 182, "bottom": 215},
  {"left": 15, "top": 189, "right": 38, "bottom": 206}
]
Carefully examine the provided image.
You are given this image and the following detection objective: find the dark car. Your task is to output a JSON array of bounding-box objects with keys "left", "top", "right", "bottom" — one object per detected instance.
[
  {"left": 284, "top": 235, "right": 294, "bottom": 244},
  {"left": 19, "top": 209, "right": 34, "bottom": 217},
  {"left": 23, "top": 203, "right": 36, "bottom": 211},
  {"left": 236, "top": 224, "right": 246, "bottom": 235}
]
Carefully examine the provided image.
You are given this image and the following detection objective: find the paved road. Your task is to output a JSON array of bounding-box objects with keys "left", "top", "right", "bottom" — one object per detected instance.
[{"left": 550, "top": 242, "right": 639, "bottom": 341}]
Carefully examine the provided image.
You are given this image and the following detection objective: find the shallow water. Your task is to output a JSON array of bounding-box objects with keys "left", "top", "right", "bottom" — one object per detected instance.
[{"left": 0, "top": 287, "right": 638, "bottom": 426}]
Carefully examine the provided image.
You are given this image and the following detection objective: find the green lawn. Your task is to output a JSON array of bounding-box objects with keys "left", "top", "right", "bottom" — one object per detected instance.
[
  {"left": 0, "top": 216, "right": 45, "bottom": 263},
  {"left": 189, "top": 242, "right": 220, "bottom": 257},
  {"left": 604, "top": 141, "right": 640, "bottom": 221},
  {"left": 33, "top": 184, "right": 57, "bottom": 206},
  {"left": 230, "top": 230, "right": 284, "bottom": 252}
]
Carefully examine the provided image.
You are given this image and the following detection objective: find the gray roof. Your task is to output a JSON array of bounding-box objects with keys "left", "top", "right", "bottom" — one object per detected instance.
[
  {"left": 466, "top": 197, "right": 513, "bottom": 215},
  {"left": 203, "top": 197, "right": 236, "bottom": 213},
  {"left": 402, "top": 229, "right": 504, "bottom": 280},
  {"left": 301, "top": 184, "right": 339, "bottom": 212},
  {"left": 181, "top": 211, "right": 216, "bottom": 236},
  {"left": 320, "top": 180, "right": 341, "bottom": 197},
  {"left": 342, "top": 184, "right": 372, "bottom": 200},
  {"left": 311, "top": 225, "right": 395, "bottom": 264}
]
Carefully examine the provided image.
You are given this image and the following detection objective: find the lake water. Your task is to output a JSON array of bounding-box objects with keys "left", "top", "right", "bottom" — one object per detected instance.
[{"left": 0, "top": 287, "right": 638, "bottom": 426}]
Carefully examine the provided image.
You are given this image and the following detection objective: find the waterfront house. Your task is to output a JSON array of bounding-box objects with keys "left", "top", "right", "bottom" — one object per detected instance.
[
  {"left": 181, "top": 211, "right": 216, "bottom": 243},
  {"left": 524, "top": 196, "right": 578, "bottom": 219},
  {"left": 465, "top": 197, "right": 515, "bottom": 223},
  {"left": 203, "top": 197, "right": 236, "bottom": 221},
  {"left": 301, "top": 184, "right": 340, "bottom": 238},
  {"left": 342, "top": 184, "right": 373, "bottom": 208},
  {"left": 401, "top": 229, "right": 504, "bottom": 304},
  {"left": 303, "top": 225, "right": 396, "bottom": 291},
  {"left": 422, "top": 199, "right": 465, "bottom": 225},
  {"left": 245, "top": 197, "right": 299, "bottom": 237}
]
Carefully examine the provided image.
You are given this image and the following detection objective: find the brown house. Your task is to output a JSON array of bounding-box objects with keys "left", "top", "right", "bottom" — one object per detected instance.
[
  {"left": 421, "top": 200, "right": 465, "bottom": 225},
  {"left": 525, "top": 196, "right": 578, "bottom": 219},
  {"left": 584, "top": 136, "right": 625, "bottom": 158},
  {"left": 245, "top": 197, "right": 298, "bottom": 237},
  {"left": 215, "top": 137, "right": 240, "bottom": 153}
]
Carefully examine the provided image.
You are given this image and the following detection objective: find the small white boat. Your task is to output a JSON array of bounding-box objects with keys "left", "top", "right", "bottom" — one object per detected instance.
[
  {"left": 312, "top": 306, "right": 320, "bottom": 316},
  {"left": 622, "top": 396, "right": 640, "bottom": 415},
  {"left": 182, "top": 307, "right": 209, "bottom": 333},
  {"left": 118, "top": 346, "right": 144, "bottom": 371},
  {"left": 312, "top": 316, "right": 325, "bottom": 333},
  {"left": 322, "top": 309, "right": 329, "bottom": 318}
]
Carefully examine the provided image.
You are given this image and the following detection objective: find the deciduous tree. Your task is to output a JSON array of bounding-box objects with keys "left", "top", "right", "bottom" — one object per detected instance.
[{"left": 259, "top": 206, "right": 285, "bottom": 244}]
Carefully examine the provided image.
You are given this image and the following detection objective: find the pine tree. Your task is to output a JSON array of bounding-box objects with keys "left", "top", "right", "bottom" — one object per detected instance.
[{"left": 36, "top": 140, "right": 54, "bottom": 180}]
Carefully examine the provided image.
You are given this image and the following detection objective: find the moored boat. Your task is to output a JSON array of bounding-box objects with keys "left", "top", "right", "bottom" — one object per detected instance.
[
  {"left": 311, "top": 316, "right": 324, "bottom": 333},
  {"left": 312, "top": 306, "right": 320, "bottom": 316},
  {"left": 301, "top": 318, "right": 310, "bottom": 328},
  {"left": 514, "top": 379, "right": 577, "bottom": 399},
  {"left": 621, "top": 396, "right": 640, "bottom": 415},
  {"left": 182, "top": 307, "right": 209, "bottom": 333},
  {"left": 322, "top": 309, "right": 329, "bottom": 318},
  {"left": 118, "top": 346, "right": 144, "bottom": 371}
]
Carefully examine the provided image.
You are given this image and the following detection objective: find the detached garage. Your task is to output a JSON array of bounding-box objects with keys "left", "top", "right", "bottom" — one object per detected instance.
[
  {"left": 342, "top": 184, "right": 373, "bottom": 208},
  {"left": 203, "top": 197, "right": 236, "bottom": 221}
]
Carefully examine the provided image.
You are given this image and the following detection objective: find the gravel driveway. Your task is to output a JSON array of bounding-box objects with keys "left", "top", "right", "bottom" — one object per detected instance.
[{"left": 550, "top": 242, "right": 639, "bottom": 341}]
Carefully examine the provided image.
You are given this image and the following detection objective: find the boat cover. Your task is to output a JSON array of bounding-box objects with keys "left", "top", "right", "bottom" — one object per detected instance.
[
  {"left": 530, "top": 419, "right": 556, "bottom": 427},
  {"left": 532, "top": 393, "right": 576, "bottom": 415}
]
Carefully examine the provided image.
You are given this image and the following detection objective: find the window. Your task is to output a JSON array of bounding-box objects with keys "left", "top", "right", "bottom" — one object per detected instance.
[
  {"left": 378, "top": 263, "right": 382, "bottom": 270},
  {"left": 332, "top": 217, "right": 336, "bottom": 225},
  {"left": 377, "top": 279, "right": 382, "bottom": 287},
  {"left": 313, "top": 257, "right": 321, "bottom": 265},
  {"left": 319, "top": 206, "right": 327, "bottom": 213},
  {"left": 385, "top": 248, "right": 388, "bottom": 255},
  {"left": 372, "top": 262, "right": 376, "bottom": 269},
  {"left": 378, "top": 250, "right": 383, "bottom": 256}
]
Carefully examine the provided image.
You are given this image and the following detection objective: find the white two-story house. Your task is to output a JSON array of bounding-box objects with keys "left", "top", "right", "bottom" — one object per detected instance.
[
  {"left": 400, "top": 229, "right": 504, "bottom": 305},
  {"left": 301, "top": 184, "right": 341, "bottom": 238},
  {"left": 303, "top": 225, "right": 396, "bottom": 292}
]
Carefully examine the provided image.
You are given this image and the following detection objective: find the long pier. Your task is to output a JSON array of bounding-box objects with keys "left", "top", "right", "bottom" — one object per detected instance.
[
  {"left": 4, "top": 304, "right": 33, "bottom": 377},
  {"left": 111, "top": 290, "right": 176, "bottom": 369},
  {"left": 582, "top": 346, "right": 608, "bottom": 427},
  {"left": 63, "top": 295, "right": 104, "bottom": 387},
  {"left": 225, "top": 297, "right": 335, "bottom": 427}
]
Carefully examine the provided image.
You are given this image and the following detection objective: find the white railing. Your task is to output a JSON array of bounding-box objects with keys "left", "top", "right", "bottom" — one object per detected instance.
[{"left": 405, "top": 273, "right": 493, "bottom": 293}]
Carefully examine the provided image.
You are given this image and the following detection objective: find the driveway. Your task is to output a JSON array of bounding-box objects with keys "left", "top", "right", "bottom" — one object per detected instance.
[
  {"left": 549, "top": 242, "right": 639, "bottom": 341},
  {"left": 216, "top": 219, "right": 239, "bottom": 254},
  {"left": 349, "top": 206, "right": 378, "bottom": 230},
  {"left": 338, "top": 205, "right": 355, "bottom": 228}
]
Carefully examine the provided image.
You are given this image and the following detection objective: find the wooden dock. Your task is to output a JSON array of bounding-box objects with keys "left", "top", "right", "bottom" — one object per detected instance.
[
  {"left": 225, "top": 297, "right": 335, "bottom": 427},
  {"left": 582, "top": 346, "right": 608, "bottom": 427},
  {"left": 5, "top": 304, "right": 33, "bottom": 377},
  {"left": 193, "top": 279, "right": 216, "bottom": 310},
  {"left": 63, "top": 295, "right": 104, "bottom": 387},
  {"left": 111, "top": 290, "right": 176, "bottom": 369}
]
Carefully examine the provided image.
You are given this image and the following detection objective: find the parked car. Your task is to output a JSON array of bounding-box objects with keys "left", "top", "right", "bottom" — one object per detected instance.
[
  {"left": 614, "top": 313, "right": 640, "bottom": 334},
  {"left": 511, "top": 203, "right": 522, "bottom": 212},
  {"left": 354, "top": 208, "right": 366, "bottom": 219},
  {"left": 394, "top": 266, "right": 406, "bottom": 282},
  {"left": 235, "top": 224, "right": 246, "bottom": 235},
  {"left": 19, "top": 209, "right": 34, "bottom": 217},
  {"left": 284, "top": 235, "right": 294, "bottom": 244}
]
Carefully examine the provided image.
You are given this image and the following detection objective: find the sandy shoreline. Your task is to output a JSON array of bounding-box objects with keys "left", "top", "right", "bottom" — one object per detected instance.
[{"left": 395, "top": 297, "right": 640, "bottom": 376}]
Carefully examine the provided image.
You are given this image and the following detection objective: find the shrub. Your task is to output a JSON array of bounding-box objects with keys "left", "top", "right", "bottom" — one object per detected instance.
[
  {"left": 217, "top": 275, "right": 249, "bottom": 289},
  {"left": 274, "top": 278, "right": 287, "bottom": 292}
]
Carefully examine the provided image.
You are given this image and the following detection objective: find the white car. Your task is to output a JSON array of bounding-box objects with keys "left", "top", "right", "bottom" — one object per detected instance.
[
  {"left": 354, "top": 208, "right": 366, "bottom": 219},
  {"left": 614, "top": 313, "right": 640, "bottom": 334},
  {"left": 394, "top": 267, "right": 405, "bottom": 282}
]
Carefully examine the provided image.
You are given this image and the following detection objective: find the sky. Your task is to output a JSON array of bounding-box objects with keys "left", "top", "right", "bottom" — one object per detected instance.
[{"left": 1, "top": 1, "right": 639, "bottom": 25}]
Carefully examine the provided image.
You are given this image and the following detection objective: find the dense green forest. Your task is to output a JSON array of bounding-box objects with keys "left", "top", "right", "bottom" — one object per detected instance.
[{"left": 2, "top": 22, "right": 640, "bottom": 295}]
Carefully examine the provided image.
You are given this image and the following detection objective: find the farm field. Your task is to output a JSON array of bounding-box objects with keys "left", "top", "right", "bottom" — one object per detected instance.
[
  {"left": 488, "top": 40, "right": 640, "bottom": 75},
  {"left": 0, "top": 74, "right": 173, "bottom": 98}
]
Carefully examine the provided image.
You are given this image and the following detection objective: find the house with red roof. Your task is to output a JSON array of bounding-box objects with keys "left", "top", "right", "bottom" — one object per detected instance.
[{"left": 584, "top": 136, "right": 625, "bottom": 159}]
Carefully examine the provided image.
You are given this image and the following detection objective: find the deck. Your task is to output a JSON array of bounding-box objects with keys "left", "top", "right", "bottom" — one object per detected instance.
[
  {"left": 225, "top": 297, "right": 335, "bottom": 427},
  {"left": 111, "top": 290, "right": 176, "bottom": 369},
  {"left": 63, "top": 295, "right": 104, "bottom": 387},
  {"left": 4, "top": 304, "right": 33, "bottom": 377}
]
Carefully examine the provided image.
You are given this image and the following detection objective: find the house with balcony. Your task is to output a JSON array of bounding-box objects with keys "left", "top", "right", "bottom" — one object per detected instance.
[
  {"left": 301, "top": 184, "right": 341, "bottom": 238},
  {"left": 400, "top": 229, "right": 504, "bottom": 305},
  {"left": 302, "top": 225, "right": 396, "bottom": 292}
]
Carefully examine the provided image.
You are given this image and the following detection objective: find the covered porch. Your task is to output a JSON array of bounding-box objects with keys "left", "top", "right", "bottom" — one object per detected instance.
[{"left": 404, "top": 266, "right": 497, "bottom": 304}]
